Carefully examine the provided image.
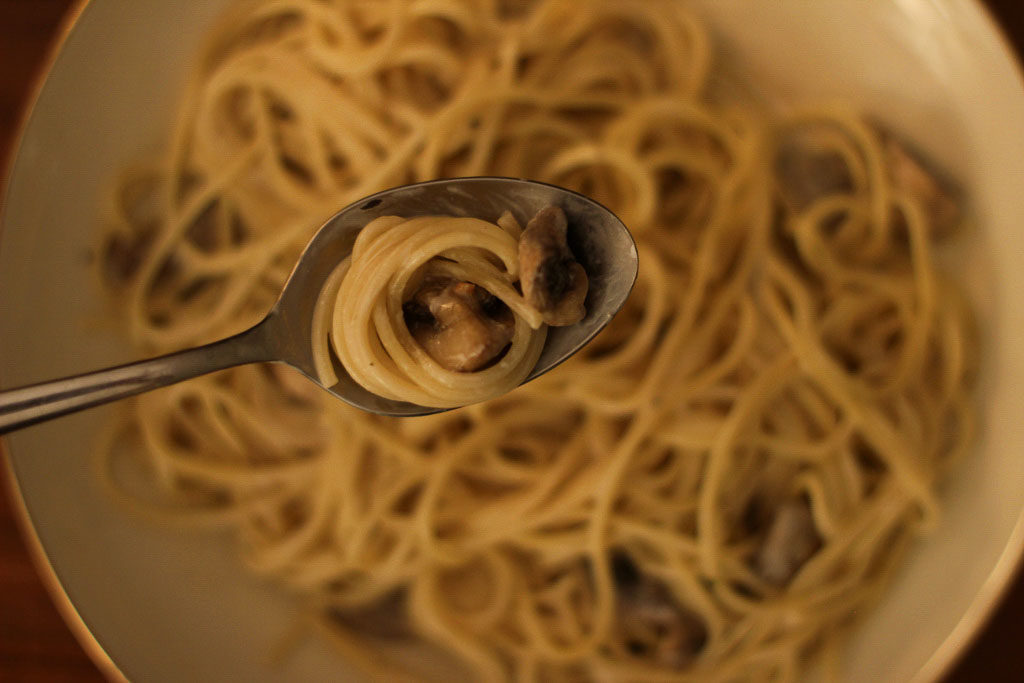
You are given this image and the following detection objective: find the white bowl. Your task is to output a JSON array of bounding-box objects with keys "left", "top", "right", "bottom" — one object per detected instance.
[{"left": 2, "top": 1, "right": 1023, "bottom": 680}]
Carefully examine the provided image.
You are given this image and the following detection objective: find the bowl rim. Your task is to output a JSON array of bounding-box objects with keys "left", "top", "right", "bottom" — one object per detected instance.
[
  {"left": 0, "top": 2, "right": 130, "bottom": 677},
  {"left": 0, "top": 1, "right": 1022, "bottom": 681},
  {"left": 0, "top": 4, "right": 131, "bottom": 680}
]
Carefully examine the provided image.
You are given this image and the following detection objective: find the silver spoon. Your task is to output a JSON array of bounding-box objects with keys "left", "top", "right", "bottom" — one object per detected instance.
[{"left": 0, "top": 177, "right": 637, "bottom": 434}]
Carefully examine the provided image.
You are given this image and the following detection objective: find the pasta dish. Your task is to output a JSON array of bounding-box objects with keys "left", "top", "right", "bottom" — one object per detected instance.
[{"left": 98, "top": 0, "right": 976, "bottom": 680}]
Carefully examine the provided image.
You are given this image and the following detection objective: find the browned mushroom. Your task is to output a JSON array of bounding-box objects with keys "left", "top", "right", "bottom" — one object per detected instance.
[
  {"left": 102, "top": 229, "right": 156, "bottom": 284},
  {"left": 330, "top": 589, "right": 411, "bottom": 639},
  {"left": 776, "top": 122, "right": 960, "bottom": 238},
  {"left": 774, "top": 127, "right": 854, "bottom": 213},
  {"left": 877, "top": 127, "right": 961, "bottom": 237},
  {"left": 518, "top": 206, "right": 588, "bottom": 326},
  {"left": 611, "top": 552, "right": 707, "bottom": 669},
  {"left": 753, "top": 498, "right": 822, "bottom": 587},
  {"left": 403, "top": 278, "right": 515, "bottom": 372}
]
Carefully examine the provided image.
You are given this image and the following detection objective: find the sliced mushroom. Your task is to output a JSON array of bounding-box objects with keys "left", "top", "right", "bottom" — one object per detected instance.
[
  {"left": 611, "top": 551, "right": 707, "bottom": 670},
  {"left": 518, "top": 206, "right": 588, "bottom": 326},
  {"left": 329, "top": 589, "right": 411, "bottom": 639},
  {"left": 102, "top": 228, "right": 155, "bottom": 284},
  {"left": 753, "top": 498, "right": 822, "bottom": 587},
  {"left": 403, "top": 278, "right": 514, "bottom": 372},
  {"left": 774, "top": 126, "right": 855, "bottom": 213},
  {"left": 876, "top": 126, "right": 961, "bottom": 237}
]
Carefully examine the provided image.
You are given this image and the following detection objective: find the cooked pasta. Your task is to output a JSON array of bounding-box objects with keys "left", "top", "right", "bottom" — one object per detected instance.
[
  {"left": 97, "top": 0, "right": 976, "bottom": 681},
  {"left": 314, "top": 211, "right": 565, "bottom": 408}
]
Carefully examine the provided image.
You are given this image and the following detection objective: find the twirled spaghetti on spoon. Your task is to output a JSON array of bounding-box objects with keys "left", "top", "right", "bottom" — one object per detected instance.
[{"left": 315, "top": 207, "right": 589, "bottom": 407}]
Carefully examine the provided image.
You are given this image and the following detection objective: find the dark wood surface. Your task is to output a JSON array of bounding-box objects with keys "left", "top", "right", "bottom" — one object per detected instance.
[{"left": 1, "top": 0, "right": 1023, "bottom": 680}]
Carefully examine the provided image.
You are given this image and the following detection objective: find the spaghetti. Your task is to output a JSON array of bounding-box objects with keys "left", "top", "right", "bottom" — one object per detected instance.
[
  {"left": 98, "top": 0, "right": 976, "bottom": 681},
  {"left": 316, "top": 209, "right": 584, "bottom": 408}
]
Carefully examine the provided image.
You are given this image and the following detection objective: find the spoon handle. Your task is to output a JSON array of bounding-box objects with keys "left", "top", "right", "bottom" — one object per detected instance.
[{"left": 0, "top": 321, "right": 274, "bottom": 435}]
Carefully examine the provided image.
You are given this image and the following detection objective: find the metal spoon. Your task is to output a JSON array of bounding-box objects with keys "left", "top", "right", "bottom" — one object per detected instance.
[{"left": 0, "top": 177, "right": 637, "bottom": 434}]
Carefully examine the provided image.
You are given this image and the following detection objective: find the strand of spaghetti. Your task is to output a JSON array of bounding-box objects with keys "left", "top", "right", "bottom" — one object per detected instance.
[
  {"left": 410, "top": 566, "right": 507, "bottom": 682},
  {"left": 697, "top": 355, "right": 798, "bottom": 577},
  {"left": 310, "top": 257, "right": 350, "bottom": 385}
]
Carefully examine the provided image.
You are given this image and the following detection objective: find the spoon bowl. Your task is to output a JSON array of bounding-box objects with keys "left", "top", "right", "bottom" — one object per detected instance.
[{"left": 0, "top": 177, "right": 637, "bottom": 432}]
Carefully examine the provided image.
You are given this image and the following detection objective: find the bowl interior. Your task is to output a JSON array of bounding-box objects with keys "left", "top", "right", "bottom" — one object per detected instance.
[{"left": 2, "top": 1, "right": 1023, "bottom": 681}]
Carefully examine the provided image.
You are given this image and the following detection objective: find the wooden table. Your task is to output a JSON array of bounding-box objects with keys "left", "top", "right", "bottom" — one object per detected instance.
[{"left": 1, "top": 1, "right": 1023, "bottom": 680}]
